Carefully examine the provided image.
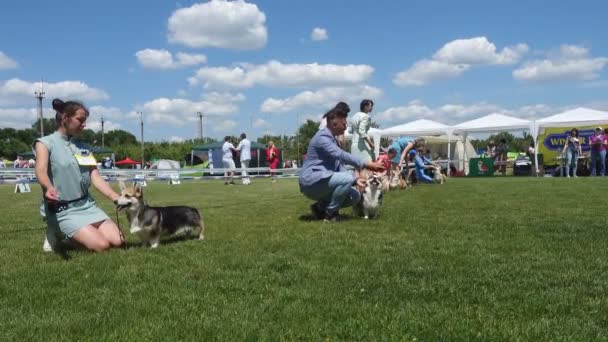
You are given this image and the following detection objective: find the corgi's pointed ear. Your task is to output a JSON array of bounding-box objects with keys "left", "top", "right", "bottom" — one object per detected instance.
[
  {"left": 135, "top": 183, "right": 143, "bottom": 196},
  {"left": 119, "top": 181, "right": 126, "bottom": 192}
]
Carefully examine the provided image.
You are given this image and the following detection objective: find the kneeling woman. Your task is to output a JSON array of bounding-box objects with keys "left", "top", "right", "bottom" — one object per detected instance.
[
  {"left": 35, "top": 99, "right": 124, "bottom": 252},
  {"left": 299, "top": 103, "right": 384, "bottom": 221}
]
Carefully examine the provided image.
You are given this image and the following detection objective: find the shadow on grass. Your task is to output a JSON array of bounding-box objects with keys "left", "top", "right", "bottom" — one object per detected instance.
[
  {"left": 298, "top": 214, "right": 355, "bottom": 222},
  {"left": 53, "top": 234, "right": 203, "bottom": 260}
]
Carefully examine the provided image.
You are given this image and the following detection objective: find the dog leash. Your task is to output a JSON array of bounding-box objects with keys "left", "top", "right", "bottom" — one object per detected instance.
[{"left": 115, "top": 208, "right": 127, "bottom": 250}]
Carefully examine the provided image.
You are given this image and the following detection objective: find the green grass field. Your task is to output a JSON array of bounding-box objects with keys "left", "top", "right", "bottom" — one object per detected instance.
[{"left": 1, "top": 177, "right": 607, "bottom": 340}]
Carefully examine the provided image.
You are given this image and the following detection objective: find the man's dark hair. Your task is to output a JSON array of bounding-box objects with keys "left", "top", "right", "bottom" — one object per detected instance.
[
  {"left": 325, "top": 106, "right": 349, "bottom": 121},
  {"left": 323, "top": 102, "right": 350, "bottom": 119},
  {"left": 360, "top": 99, "right": 374, "bottom": 112},
  {"left": 224, "top": 136, "right": 231, "bottom": 142},
  {"left": 240, "top": 133, "right": 246, "bottom": 139}
]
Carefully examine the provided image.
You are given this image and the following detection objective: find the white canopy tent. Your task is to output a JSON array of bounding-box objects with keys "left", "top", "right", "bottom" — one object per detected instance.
[
  {"left": 451, "top": 113, "right": 534, "bottom": 175},
  {"left": 419, "top": 135, "right": 478, "bottom": 173},
  {"left": 451, "top": 113, "right": 533, "bottom": 134},
  {"left": 380, "top": 119, "right": 453, "bottom": 171},
  {"left": 532, "top": 107, "right": 608, "bottom": 176},
  {"left": 344, "top": 127, "right": 382, "bottom": 157},
  {"left": 381, "top": 119, "right": 450, "bottom": 137}
]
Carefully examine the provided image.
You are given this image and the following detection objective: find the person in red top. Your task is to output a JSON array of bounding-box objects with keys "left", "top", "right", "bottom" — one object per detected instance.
[
  {"left": 266, "top": 141, "right": 279, "bottom": 182},
  {"left": 375, "top": 153, "right": 391, "bottom": 177},
  {"left": 589, "top": 127, "right": 607, "bottom": 176}
]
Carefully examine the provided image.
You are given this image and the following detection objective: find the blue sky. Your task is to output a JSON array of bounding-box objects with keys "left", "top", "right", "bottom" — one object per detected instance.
[{"left": 0, "top": 0, "right": 607, "bottom": 141}]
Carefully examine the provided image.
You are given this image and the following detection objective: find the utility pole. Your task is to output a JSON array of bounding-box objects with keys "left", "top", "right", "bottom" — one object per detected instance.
[
  {"left": 34, "top": 80, "right": 45, "bottom": 137},
  {"left": 138, "top": 111, "right": 144, "bottom": 168},
  {"left": 297, "top": 113, "right": 300, "bottom": 162},
  {"left": 197, "top": 112, "right": 203, "bottom": 141},
  {"left": 101, "top": 115, "right": 105, "bottom": 148}
]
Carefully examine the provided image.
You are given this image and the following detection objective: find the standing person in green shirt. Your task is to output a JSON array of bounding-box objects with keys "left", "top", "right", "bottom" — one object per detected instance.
[{"left": 35, "top": 99, "right": 124, "bottom": 253}]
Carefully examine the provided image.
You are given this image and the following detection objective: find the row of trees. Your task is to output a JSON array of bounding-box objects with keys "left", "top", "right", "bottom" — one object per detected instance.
[
  {"left": 470, "top": 132, "right": 534, "bottom": 154},
  {"left": 1, "top": 117, "right": 533, "bottom": 164},
  {"left": 0, "top": 118, "right": 323, "bottom": 163}
]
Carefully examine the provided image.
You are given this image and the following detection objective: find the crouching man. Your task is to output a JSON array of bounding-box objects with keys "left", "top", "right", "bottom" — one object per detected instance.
[{"left": 299, "top": 103, "right": 384, "bottom": 222}]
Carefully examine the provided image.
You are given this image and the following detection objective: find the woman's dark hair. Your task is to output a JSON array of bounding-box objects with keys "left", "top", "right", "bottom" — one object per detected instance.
[
  {"left": 224, "top": 136, "right": 231, "bottom": 142},
  {"left": 360, "top": 99, "right": 374, "bottom": 112},
  {"left": 571, "top": 128, "right": 579, "bottom": 137},
  {"left": 52, "top": 98, "right": 89, "bottom": 126},
  {"left": 323, "top": 102, "right": 350, "bottom": 119}
]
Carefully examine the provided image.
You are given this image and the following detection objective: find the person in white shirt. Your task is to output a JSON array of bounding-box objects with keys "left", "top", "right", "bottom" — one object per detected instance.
[
  {"left": 236, "top": 133, "right": 252, "bottom": 185},
  {"left": 222, "top": 136, "right": 237, "bottom": 185}
]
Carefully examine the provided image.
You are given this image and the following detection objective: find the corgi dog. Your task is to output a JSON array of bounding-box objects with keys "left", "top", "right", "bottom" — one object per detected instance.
[
  {"left": 389, "top": 166, "right": 408, "bottom": 190},
  {"left": 432, "top": 165, "right": 447, "bottom": 184},
  {"left": 115, "top": 181, "right": 204, "bottom": 248},
  {"left": 353, "top": 170, "right": 384, "bottom": 219}
]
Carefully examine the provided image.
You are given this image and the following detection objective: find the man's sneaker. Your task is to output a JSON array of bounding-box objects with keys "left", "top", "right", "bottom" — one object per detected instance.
[
  {"left": 324, "top": 210, "right": 341, "bottom": 222},
  {"left": 310, "top": 202, "right": 325, "bottom": 220}
]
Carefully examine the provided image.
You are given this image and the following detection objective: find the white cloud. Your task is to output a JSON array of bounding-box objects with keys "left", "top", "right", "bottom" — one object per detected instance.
[
  {"left": 212, "top": 119, "right": 238, "bottom": 132},
  {"left": 393, "top": 60, "right": 470, "bottom": 86},
  {"left": 0, "top": 52, "right": 18, "bottom": 70},
  {"left": 375, "top": 100, "right": 435, "bottom": 123},
  {"left": 394, "top": 36, "right": 528, "bottom": 87},
  {"left": 433, "top": 37, "right": 528, "bottom": 65},
  {"left": 136, "top": 49, "right": 206, "bottom": 69},
  {"left": 513, "top": 44, "right": 608, "bottom": 82},
  {"left": 0, "top": 78, "right": 109, "bottom": 106},
  {"left": 376, "top": 100, "right": 577, "bottom": 126},
  {"left": 252, "top": 118, "right": 270, "bottom": 128},
  {"left": 202, "top": 91, "right": 246, "bottom": 103},
  {"left": 260, "top": 85, "right": 383, "bottom": 113},
  {"left": 0, "top": 107, "right": 38, "bottom": 128},
  {"left": 89, "top": 105, "right": 129, "bottom": 120},
  {"left": 311, "top": 27, "right": 328, "bottom": 41},
  {"left": 86, "top": 119, "right": 121, "bottom": 132},
  {"left": 140, "top": 97, "right": 241, "bottom": 126},
  {"left": 437, "top": 102, "right": 507, "bottom": 119},
  {"left": 169, "top": 136, "right": 185, "bottom": 143},
  {"left": 167, "top": 0, "right": 267, "bottom": 50},
  {"left": 190, "top": 60, "right": 374, "bottom": 89}
]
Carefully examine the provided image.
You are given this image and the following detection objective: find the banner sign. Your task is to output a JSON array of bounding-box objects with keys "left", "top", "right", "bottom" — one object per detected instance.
[{"left": 538, "top": 126, "right": 596, "bottom": 165}]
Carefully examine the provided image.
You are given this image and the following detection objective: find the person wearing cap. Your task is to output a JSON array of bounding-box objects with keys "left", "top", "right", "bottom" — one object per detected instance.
[
  {"left": 589, "top": 127, "right": 607, "bottom": 176},
  {"left": 408, "top": 149, "right": 434, "bottom": 183}
]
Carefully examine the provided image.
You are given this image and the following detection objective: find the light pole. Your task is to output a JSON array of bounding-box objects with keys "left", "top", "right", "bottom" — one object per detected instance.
[
  {"left": 34, "top": 84, "right": 45, "bottom": 137},
  {"left": 138, "top": 111, "right": 144, "bottom": 168},
  {"left": 101, "top": 115, "right": 105, "bottom": 148},
  {"left": 197, "top": 112, "right": 203, "bottom": 141},
  {"left": 297, "top": 113, "right": 300, "bottom": 163}
]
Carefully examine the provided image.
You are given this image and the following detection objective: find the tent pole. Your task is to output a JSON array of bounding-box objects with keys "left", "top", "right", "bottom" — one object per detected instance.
[
  {"left": 190, "top": 150, "right": 194, "bottom": 166},
  {"left": 463, "top": 133, "right": 468, "bottom": 175},
  {"left": 447, "top": 132, "right": 451, "bottom": 176}
]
